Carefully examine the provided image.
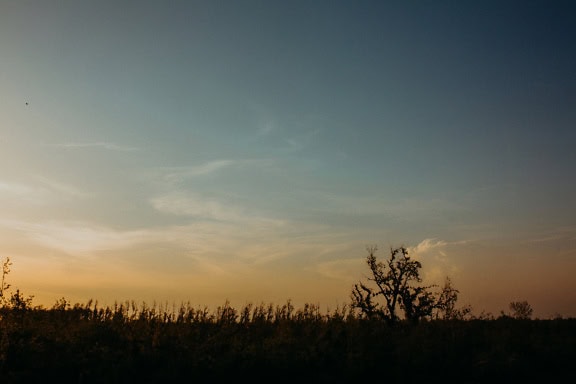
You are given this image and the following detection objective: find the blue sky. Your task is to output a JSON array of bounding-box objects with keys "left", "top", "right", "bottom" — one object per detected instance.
[{"left": 1, "top": 0, "right": 575, "bottom": 317}]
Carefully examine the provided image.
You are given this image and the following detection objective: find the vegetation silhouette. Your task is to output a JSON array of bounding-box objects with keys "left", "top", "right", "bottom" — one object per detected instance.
[
  {"left": 351, "top": 246, "right": 469, "bottom": 324},
  {"left": 0, "top": 254, "right": 574, "bottom": 383},
  {"left": 508, "top": 300, "right": 534, "bottom": 320}
]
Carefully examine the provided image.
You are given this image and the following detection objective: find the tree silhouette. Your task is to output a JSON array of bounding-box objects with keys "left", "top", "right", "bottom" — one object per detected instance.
[
  {"left": 0, "top": 257, "right": 11, "bottom": 307},
  {"left": 351, "top": 246, "right": 460, "bottom": 323},
  {"left": 509, "top": 300, "right": 533, "bottom": 319}
]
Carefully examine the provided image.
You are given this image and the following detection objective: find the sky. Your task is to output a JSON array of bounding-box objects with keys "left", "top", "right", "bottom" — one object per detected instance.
[{"left": 0, "top": 0, "right": 575, "bottom": 318}]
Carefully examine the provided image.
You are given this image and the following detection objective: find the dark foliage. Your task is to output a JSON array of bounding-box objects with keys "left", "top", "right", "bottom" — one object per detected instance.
[{"left": 0, "top": 301, "right": 575, "bottom": 383}]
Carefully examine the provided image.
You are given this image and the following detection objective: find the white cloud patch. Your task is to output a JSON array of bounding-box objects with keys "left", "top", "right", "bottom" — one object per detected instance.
[
  {"left": 408, "top": 238, "right": 448, "bottom": 257},
  {"left": 406, "top": 238, "right": 466, "bottom": 284}
]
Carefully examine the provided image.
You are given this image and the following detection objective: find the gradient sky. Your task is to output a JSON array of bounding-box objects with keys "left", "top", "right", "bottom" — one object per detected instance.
[{"left": 1, "top": 0, "right": 575, "bottom": 318}]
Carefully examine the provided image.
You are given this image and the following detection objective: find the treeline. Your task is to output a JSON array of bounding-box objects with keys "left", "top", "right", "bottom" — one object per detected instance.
[{"left": 0, "top": 298, "right": 575, "bottom": 383}]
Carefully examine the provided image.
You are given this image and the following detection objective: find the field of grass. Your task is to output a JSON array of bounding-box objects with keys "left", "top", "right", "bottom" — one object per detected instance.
[{"left": 1, "top": 298, "right": 574, "bottom": 383}]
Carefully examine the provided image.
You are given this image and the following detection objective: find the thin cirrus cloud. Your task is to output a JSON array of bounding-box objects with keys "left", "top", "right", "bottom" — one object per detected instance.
[
  {"left": 159, "top": 160, "right": 237, "bottom": 183},
  {"left": 307, "top": 193, "right": 462, "bottom": 220},
  {"left": 0, "top": 215, "right": 350, "bottom": 272},
  {"left": 46, "top": 142, "right": 140, "bottom": 152},
  {"left": 527, "top": 226, "right": 576, "bottom": 243},
  {"left": 147, "top": 190, "right": 362, "bottom": 266},
  {"left": 156, "top": 159, "right": 273, "bottom": 184},
  {"left": 150, "top": 192, "right": 246, "bottom": 222},
  {"left": 0, "top": 177, "right": 88, "bottom": 204},
  {"left": 281, "top": 128, "right": 321, "bottom": 153},
  {"left": 31, "top": 175, "right": 90, "bottom": 198},
  {"left": 149, "top": 191, "right": 288, "bottom": 231},
  {"left": 0, "top": 180, "right": 34, "bottom": 196},
  {"left": 0, "top": 219, "right": 151, "bottom": 255}
]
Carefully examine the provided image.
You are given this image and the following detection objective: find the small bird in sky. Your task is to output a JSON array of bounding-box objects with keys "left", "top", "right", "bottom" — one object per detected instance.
[{"left": 25, "top": 102, "right": 29, "bottom": 106}]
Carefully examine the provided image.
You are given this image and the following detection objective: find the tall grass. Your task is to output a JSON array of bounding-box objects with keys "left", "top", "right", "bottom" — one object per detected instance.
[{"left": 0, "top": 297, "right": 574, "bottom": 383}]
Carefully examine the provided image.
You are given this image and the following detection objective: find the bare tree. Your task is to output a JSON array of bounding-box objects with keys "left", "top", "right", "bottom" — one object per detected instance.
[{"left": 351, "top": 246, "right": 461, "bottom": 324}]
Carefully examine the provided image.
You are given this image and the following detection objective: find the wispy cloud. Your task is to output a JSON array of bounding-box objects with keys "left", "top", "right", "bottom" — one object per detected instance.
[
  {"left": 0, "top": 181, "right": 34, "bottom": 196},
  {"left": 153, "top": 159, "right": 273, "bottom": 184},
  {"left": 314, "top": 257, "right": 365, "bottom": 281},
  {"left": 301, "top": 192, "right": 462, "bottom": 220},
  {"left": 0, "top": 216, "right": 349, "bottom": 274},
  {"left": 149, "top": 190, "right": 287, "bottom": 228},
  {"left": 258, "top": 120, "right": 276, "bottom": 136},
  {"left": 408, "top": 238, "right": 448, "bottom": 256},
  {"left": 32, "top": 175, "right": 90, "bottom": 198},
  {"left": 159, "top": 160, "right": 236, "bottom": 183},
  {"left": 150, "top": 192, "right": 245, "bottom": 222},
  {"left": 0, "top": 219, "right": 150, "bottom": 254},
  {"left": 46, "top": 142, "right": 140, "bottom": 151},
  {"left": 282, "top": 128, "right": 321, "bottom": 153},
  {"left": 528, "top": 226, "right": 576, "bottom": 243},
  {"left": 0, "top": 177, "right": 88, "bottom": 204},
  {"left": 246, "top": 102, "right": 323, "bottom": 153},
  {"left": 406, "top": 238, "right": 467, "bottom": 284}
]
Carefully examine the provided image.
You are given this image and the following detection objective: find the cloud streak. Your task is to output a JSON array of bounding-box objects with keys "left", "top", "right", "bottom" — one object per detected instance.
[
  {"left": 0, "top": 177, "right": 89, "bottom": 205},
  {"left": 159, "top": 160, "right": 236, "bottom": 183},
  {"left": 32, "top": 176, "right": 90, "bottom": 198},
  {"left": 151, "top": 159, "right": 274, "bottom": 184},
  {"left": 408, "top": 238, "right": 448, "bottom": 257},
  {"left": 150, "top": 192, "right": 246, "bottom": 222},
  {"left": 0, "top": 219, "right": 150, "bottom": 254},
  {"left": 0, "top": 215, "right": 356, "bottom": 274},
  {"left": 0, "top": 180, "right": 34, "bottom": 196},
  {"left": 47, "top": 142, "right": 140, "bottom": 151}
]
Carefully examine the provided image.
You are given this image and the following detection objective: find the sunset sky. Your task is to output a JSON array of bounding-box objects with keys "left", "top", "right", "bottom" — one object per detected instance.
[{"left": 1, "top": 0, "right": 575, "bottom": 318}]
